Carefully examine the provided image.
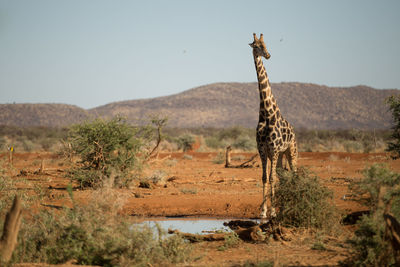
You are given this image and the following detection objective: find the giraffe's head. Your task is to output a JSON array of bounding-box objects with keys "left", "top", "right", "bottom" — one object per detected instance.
[{"left": 249, "top": 33, "right": 271, "bottom": 59}]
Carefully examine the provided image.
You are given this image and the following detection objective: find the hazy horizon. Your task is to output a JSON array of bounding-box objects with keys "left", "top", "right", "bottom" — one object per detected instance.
[{"left": 2, "top": 81, "right": 398, "bottom": 110}]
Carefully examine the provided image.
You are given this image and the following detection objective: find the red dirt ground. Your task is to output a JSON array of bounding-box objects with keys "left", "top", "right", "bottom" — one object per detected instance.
[{"left": 6, "top": 151, "right": 400, "bottom": 266}]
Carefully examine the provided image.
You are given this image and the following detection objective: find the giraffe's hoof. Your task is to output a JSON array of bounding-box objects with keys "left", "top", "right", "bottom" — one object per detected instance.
[
  {"left": 270, "top": 208, "right": 277, "bottom": 218},
  {"left": 260, "top": 210, "right": 267, "bottom": 219}
]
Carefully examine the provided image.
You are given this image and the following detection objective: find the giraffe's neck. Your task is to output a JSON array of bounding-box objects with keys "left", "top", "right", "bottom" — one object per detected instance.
[{"left": 253, "top": 54, "right": 278, "bottom": 119}]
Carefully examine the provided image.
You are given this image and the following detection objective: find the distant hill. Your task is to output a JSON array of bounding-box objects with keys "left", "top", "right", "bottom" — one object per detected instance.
[
  {"left": 0, "top": 103, "right": 89, "bottom": 127},
  {"left": 90, "top": 82, "right": 398, "bottom": 129},
  {"left": 0, "top": 82, "right": 398, "bottom": 129}
]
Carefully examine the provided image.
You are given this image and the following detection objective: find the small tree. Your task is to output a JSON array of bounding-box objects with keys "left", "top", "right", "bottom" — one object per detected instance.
[
  {"left": 67, "top": 117, "right": 150, "bottom": 188},
  {"left": 145, "top": 116, "right": 168, "bottom": 160},
  {"left": 176, "top": 134, "right": 195, "bottom": 152},
  {"left": 386, "top": 95, "right": 400, "bottom": 159}
]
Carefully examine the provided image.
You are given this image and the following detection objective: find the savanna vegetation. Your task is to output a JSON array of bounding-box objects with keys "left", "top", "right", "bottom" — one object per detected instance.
[
  {"left": 0, "top": 175, "right": 191, "bottom": 266},
  {"left": 342, "top": 164, "right": 400, "bottom": 266},
  {"left": 0, "top": 123, "right": 391, "bottom": 154},
  {"left": 386, "top": 95, "right": 400, "bottom": 159},
  {"left": 0, "top": 93, "right": 399, "bottom": 265},
  {"left": 0, "top": 117, "right": 192, "bottom": 266}
]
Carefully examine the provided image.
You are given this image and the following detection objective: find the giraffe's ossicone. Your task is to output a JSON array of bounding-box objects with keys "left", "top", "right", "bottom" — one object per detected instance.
[{"left": 249, "top": 33, "right": 298, "bottom": 219}]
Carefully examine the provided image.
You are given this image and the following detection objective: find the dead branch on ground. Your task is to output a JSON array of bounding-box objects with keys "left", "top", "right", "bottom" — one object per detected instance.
[
  {"left": 224, "top": 146, "right": 258, "bottom": 168},
  {"left": 168, "top": 225, "right": 265, "bottom": 243},
  {"left": 169, "top": 219, "right": 291, "bottom": 243},
  {"left": 0, "top": 196, "right": 23, "bottom": 263}
]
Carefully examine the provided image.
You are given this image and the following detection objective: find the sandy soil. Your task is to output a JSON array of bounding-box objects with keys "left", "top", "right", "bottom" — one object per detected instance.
[{"left": 6, "top": 151, "right": 400, "bottom": 266}]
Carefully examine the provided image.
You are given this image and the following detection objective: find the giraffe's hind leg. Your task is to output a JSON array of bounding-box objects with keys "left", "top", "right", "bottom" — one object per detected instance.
[
  {"left": 285, "top": 140, "right": 298, "bottom": 172},
  {"left": 278, "top": 152, "right": 289, "bottom": 170},
  {"left": 277, "top": 152, "right": 284, "bottom": 170}
]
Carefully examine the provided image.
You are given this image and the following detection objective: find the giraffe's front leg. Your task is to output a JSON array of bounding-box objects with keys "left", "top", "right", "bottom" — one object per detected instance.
[
  {"left": 260, "top": 156, "right": 269, "bottom": 219},
  {"left": 269, "top": 153, "right": 279, "bottom": 218}
]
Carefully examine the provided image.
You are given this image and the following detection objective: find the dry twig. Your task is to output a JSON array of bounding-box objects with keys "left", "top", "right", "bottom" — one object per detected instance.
[{"left": 0, "top": 196, "right": 23, "bottom": 263}]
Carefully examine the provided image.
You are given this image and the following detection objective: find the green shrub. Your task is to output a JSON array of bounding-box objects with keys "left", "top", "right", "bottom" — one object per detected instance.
[
  {"left": 202, "top": 127, "right": 257, "bottom": 151},
  {"left": 13, "top": 189, "right": 191, "bottom": 266},
  {"left": 343, "top": 164, "right": 400, "bottom": 266},
  {"left": 144, "top": 170, "right": 167, "bottom": 186},
  {"left": 391, "top": 194, "right": 400, "bottom": 219},
  {"left": 218, "top": 126, "right": 248, "bottom": 140},
  {"left": 343, "top": 214, "right": 390, "bottom": 266},
  {"left": 232, "top": 135, "right": 256, "bottom": 151},
  {"left": 217, "top": 232, "right": 240, "bottom": 251},
  {"left": 343, "top": 140, "right": 363, "bottom": 153},
  {"left": 362, "top": 139, "right": 374, "bottom": 153},
  {"left": 161, "top": 127, "right": 390, "bottom": 153},
  {"left": 386, "top": 95, "right": 400, "bottom": 158},
  {"left": 349, "top": 163, "right": 400, "bottom": 214},
  {"left": 205, "top": 136, "right": 225, "bottom": 149},
  {"left": 275, "top": 167, "right": 339, "bottom": 231},
  {"left": 296, "top": 128, "right": 389, "bottom": 153},
  {"left": 66, "top": 117, "right": 149, "bottom": 188},
  {"left": 21, "top": 138, "right": 35, "bottom": 152},
  {"left": 38, "top": 137, "right": 57, "bottom": 151},
  {"left": 0, "top": 126, "right": 68, "bottom": 152},
  {"left": 176, "top": 134, "right": 195, "bottom": 152}
]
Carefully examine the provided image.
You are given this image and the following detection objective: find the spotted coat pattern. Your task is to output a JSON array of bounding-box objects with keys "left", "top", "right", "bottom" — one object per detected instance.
[{"left": 250, "top": 33, "right": 298, "bottom": 219}]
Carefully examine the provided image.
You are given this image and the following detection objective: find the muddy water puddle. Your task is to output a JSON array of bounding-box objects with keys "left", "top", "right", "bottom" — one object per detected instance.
[{"left": 136, "top": 218, "right": 260, "bottom": 234}]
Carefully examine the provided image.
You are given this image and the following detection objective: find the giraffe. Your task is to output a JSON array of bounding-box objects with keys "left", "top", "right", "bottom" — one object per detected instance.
[{"left": 249, "top": 33, "right": 298, "bottom": 219}]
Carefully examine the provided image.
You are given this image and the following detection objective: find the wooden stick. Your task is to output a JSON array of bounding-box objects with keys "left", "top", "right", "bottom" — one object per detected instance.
[
  {"left": 224, "top": 150, "right": 258, "bottom": 169},
  {"left": 225, "top": 146, "right": 232, "bottom": 167},
  {"left": 168, "top": 225, "right": 265, "bottom": 243},
  {"left": 0, "top": 196, "right": 23, "bottom": 262}
]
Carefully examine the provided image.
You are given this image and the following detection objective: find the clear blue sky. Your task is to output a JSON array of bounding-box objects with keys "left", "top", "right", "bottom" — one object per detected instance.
[{"left": 1, "top": 0, "right": 399, "bottom": 109}]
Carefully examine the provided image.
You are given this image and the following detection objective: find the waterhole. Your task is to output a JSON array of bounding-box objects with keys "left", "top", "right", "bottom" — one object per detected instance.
[{"left": 137, "top": 218, "right": 259, "bottom": 234}]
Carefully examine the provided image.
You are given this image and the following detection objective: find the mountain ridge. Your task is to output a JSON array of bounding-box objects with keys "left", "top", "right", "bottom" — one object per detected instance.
[{"left": 1, "top": 82, "right": 398, "bottom": 129}]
